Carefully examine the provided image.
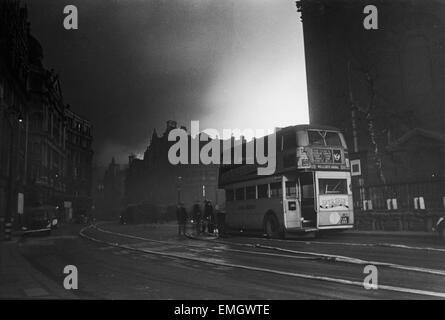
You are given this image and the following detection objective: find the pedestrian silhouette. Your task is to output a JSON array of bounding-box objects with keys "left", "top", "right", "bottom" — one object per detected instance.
[
  {"left": 192, "top": 200, "right": 202, "bottom": 235},
  {"left": 203, "top": 200, "right": 213, "bottom": 234},
  {"left": 176, "top": 203, "right": 187, "bottom": 236}
]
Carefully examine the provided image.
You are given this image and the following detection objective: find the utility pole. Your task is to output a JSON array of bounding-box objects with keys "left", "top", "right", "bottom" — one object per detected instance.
[
  {"left": 4, "top": 120, "right": 14, "bottom": 241},
  {"left": 347, "top": 60, "right": 366, "bottom": 210},
  {"left": 347, "top": 60, "right": 359, "bottom": 154}
]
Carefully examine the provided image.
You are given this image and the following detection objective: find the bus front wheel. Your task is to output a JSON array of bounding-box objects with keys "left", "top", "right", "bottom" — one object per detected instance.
[{"left": 264, "top": 214, "right": 282, "bottom": 239}]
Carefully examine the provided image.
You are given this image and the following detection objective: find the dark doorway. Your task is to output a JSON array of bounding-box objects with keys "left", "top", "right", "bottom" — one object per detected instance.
[{"left": 300, "top": 172, "right": 316, "bottom": 227}]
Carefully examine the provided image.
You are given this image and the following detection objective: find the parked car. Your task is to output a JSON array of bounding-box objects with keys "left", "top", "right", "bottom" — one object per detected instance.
[
  {"left": 434, "top": 217, "right": 445, "bottom": 240},
  {"left": 22, "top": 205, "right": 58, "bottom": 236}
]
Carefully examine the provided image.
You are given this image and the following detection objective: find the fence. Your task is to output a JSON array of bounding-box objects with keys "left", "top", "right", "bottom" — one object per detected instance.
[{"left": 353, "top": 178, "right": 445, "bottom": 211}]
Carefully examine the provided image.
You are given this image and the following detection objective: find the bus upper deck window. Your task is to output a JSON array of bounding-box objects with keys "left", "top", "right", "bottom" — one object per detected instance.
[
  {"left": 308, "top": 130, "right": 324, "bottom": 146},
  {"left": 308, "top": 130, "right": 343, "bottom": 147},
  {"left": 324, "top": 132, "right": 342, "bottom": 147}
]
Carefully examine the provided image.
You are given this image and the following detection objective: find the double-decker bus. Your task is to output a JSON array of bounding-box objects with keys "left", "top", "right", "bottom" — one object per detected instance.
[{"left": 218, "top": 124, "right": 353, "bottom": 237}]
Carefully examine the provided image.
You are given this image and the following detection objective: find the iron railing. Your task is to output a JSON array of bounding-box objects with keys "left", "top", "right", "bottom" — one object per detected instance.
[{"left": 353, "top": 178, "right": 445, "bottom": 211}]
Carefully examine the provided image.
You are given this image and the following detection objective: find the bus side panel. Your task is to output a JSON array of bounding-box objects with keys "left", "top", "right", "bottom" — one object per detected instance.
[
  {"left": 225, "top": 201, "right": 243, "bottom": 229},
  {"left": 246, "top": 198, "right": 283, "bottom": 231},
  {"left": 225, "top": 198, "right": 283, "bottom": 231}
]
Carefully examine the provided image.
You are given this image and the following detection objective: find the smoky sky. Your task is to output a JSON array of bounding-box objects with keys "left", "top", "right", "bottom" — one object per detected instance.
[{"left": 24, "top": 0, "right": 308, "bottom": 166}]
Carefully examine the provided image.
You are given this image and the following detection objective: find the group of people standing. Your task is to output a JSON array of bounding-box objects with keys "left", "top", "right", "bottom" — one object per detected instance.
[{"left": 176, "top": 200, "right": 225, "bottom": 237}]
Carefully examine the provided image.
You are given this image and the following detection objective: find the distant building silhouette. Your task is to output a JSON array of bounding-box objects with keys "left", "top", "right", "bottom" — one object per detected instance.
[
  {"left": 103, "top": 157, "right": 125, "bottom": 208},
  {"left": 125, "top": 121, "right": 224, "bottom": 211}
]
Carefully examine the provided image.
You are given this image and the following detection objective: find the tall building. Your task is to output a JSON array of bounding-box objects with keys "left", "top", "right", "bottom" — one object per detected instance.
[
  {"left": 0, "top": 0, "right": 94, "bottom": 232},
  {"left": 97, "top": 158, "right": 125, "bottom": 217},
  {"left": 65, "top": 107, "right": 93, "bottom": 213},
  {"left": 0, "top": 1, "right": 30, "bottom": 232},
  {"left": 298, "top": 0, "right": 445, "bottom": 210},
  {"left": 26, "top": 42, "right": 67, "bottom": 208},
  {"left": 0, "top": 0, "right": 30, "bottom": 231}
]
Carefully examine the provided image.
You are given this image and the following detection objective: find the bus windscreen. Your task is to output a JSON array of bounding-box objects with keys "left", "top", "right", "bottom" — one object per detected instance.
[
  {"left": 318, "top": 178, "right": 347, "bottom": 195},
  {"left": 308, "top": 130, "right": 343, "bottom": 147}
]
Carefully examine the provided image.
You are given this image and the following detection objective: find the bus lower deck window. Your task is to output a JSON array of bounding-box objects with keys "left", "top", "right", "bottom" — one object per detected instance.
[
  {"left": 270, "top": 182, "right": 282, "bottom": 198},
  {"left": 235, "top": 188, "right": 245, "bottom": 200},
  {"left": 257, "top": 184, "right": 268, "bottom": 198},
  {"left": 246, "top": 186, "right": 256, "bottom": 199},
  {"left": 226, "top": 189, "right": 234, "bottom": 202}
]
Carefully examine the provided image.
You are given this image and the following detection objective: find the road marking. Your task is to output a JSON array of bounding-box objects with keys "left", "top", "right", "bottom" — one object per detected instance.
[
  {"left": 213, "top": 240, "right": 445, "bottom": 277},
  {"left": 80, "top": 225, "right": 445, "bottom": 299},
  {"left": 97, "top": 246, "right": 116, "bottom": 251},
  {"left": 93, "top": 224, "right": 318, "bottom": 261},
  {"left": 256, "top": 244, "right": 445, "bottom": 276},
  {"left": 270, "top": 238, "right": 445, "bottom": 253}
]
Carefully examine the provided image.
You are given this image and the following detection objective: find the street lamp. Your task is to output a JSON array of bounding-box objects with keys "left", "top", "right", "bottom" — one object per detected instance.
[{"left": 2, "top": 108, "right": 24, "bottom": 240}]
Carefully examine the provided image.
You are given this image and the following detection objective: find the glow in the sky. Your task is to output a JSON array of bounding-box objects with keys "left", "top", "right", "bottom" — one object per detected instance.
[{"left": 202, "top": 0, "right": 309, "bottom": 136}]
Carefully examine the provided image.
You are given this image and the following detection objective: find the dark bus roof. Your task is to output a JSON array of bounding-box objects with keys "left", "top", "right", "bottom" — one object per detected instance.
[{"left": 276, "top": 124, "right": 342, "bottom": 133}]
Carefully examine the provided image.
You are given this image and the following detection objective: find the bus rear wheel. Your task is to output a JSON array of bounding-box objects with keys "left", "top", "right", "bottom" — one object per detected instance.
[{"left": 264, "top": 214, "right": 282, "bottom": 239}]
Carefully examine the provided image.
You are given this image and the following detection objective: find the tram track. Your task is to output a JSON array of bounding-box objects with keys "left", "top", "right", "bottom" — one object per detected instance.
[
  {"left": 205, "top": 238, "right": 445, "bottom": 276},
  {"left": 79, "top": 223, "right": 445, "bottom": 298},
  {"left": 256, "top": 237, "right": 445, "bottom": 253},
  {"left": 91, "top": 223, "right": 445, "bottom": 276}
]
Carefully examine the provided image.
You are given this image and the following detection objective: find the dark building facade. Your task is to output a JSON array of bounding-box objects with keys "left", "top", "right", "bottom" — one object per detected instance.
[
  {"left": 65, "top": 107, "right": 93, "bottom": 214},
  {"left": 97, "top": 157, "right": 125, "bottom": 218},
  {"left": 0, "top": 0, "right": 93, "bottom": 233},
  {"left": 26, "top": 54, "right": 67, "bottom": 208},
  {"left": 298, "top": 0, "right": 445, "bottom": 212},
  {"left": 0, "top": 0, "right": 29, "bottom": 231}
]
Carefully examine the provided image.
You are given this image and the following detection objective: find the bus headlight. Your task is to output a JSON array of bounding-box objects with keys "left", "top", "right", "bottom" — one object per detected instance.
[{"left": 329, "top": 212, "right": 341, "bottom": 225}]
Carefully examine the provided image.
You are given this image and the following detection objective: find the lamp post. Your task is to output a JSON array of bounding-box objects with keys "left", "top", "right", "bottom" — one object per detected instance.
[{"left": 3, "top": 108, "right": 23, "bottom": 241}]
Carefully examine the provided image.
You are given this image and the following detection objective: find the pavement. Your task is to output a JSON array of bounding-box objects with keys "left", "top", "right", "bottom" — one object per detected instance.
[
  {"left": 1, "top": 221, "right": 444, "bottom": 299},
  {"left": 0, "top": 236, "right": 77, "bottom": 299}
]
